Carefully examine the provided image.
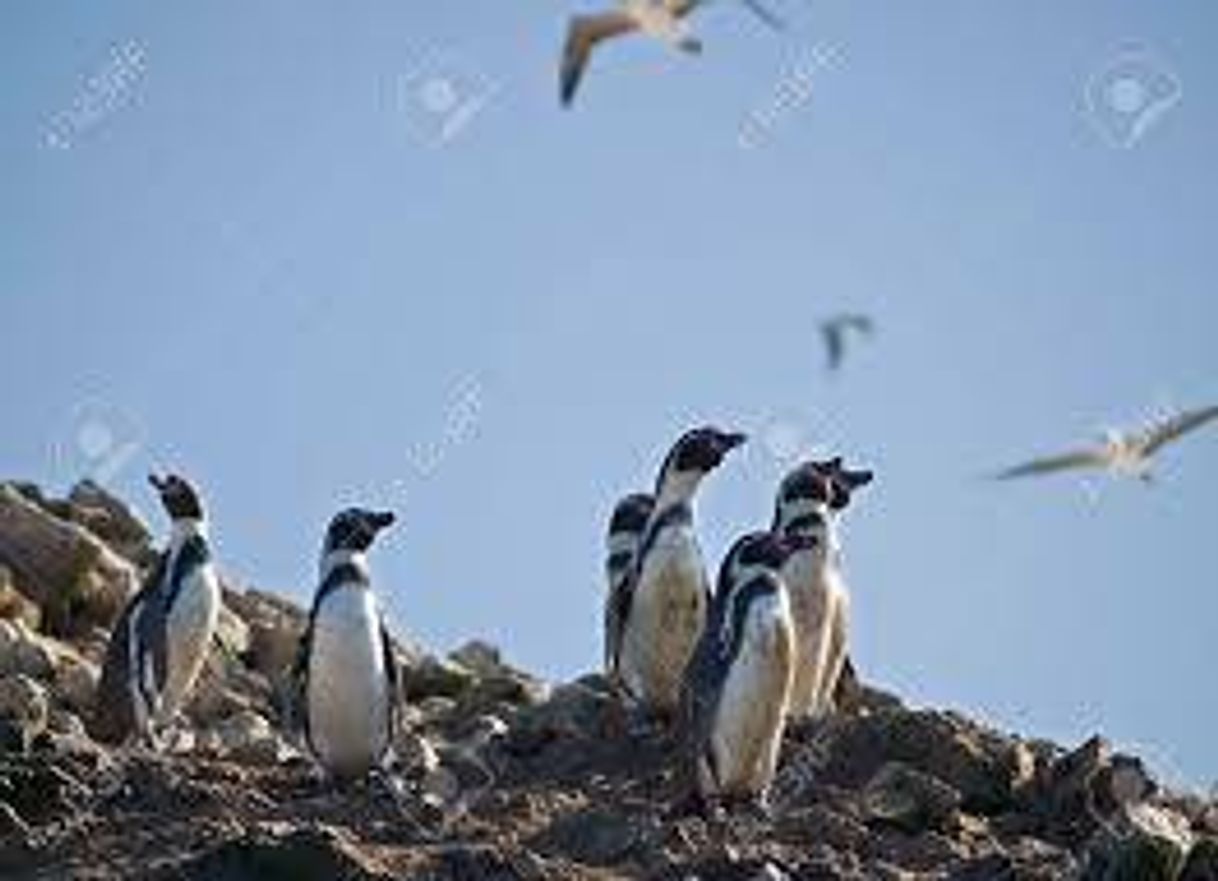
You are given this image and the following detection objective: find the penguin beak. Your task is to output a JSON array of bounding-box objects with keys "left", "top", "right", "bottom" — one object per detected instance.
[
  {"left": 719, "top": 431, "right": 747, "bottom": 452},
  {"left": 845, "top": 468, "right": 874, "bottom": 489},
  {"left": 148, "top": 473, "right": 167, "bottom": 492},
  {"left": 371, "top": 511, "right": 396, "bottom": 531}
]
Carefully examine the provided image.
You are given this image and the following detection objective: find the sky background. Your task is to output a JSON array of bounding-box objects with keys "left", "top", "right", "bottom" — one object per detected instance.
[{"left": 2, "top": 2, "right": 1215, "bottom": 786}]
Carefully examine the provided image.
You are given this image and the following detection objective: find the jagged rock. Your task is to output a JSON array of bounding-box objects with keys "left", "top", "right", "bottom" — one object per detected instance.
[
  {"left": 1083, "top": 802, "right": 1194, "bottom": 880},
  {"left": 395, "top": 731, "right": 442, "bottom": 776},
  {"left": 861, "top": 761, "right": 962, "bottom": 832},
  {"left": 0, "top": 484, "right": 139, "bottom": 634},
  {"left": 65, "top": 480, "right": 154, "bottom": 565},
  {"left": 0, "top": 674, "right": 49, "bottom": 751},
  {"left": 449, "top": 639, "right": 504, "bottom": 677},
  {"left": 1181, "top": 837, "right": 1218, "bottom": 881}
]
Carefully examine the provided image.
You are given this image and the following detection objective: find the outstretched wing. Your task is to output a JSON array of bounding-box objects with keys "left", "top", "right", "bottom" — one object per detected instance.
[
  {"left": 1140, "top": 405, "right": 1218, "bottom": 455},
  {"left": 737, "top": 0, "right": 787, "bottom": 31},
  {"left": 560, "top": 12, "right": 636, "bottom": 107},
  {"left": 995, "top": 447, "right": 1108, "bottom": 480},
  {"left": 820, "top": 322, "right": 844, "bottom": 371}
]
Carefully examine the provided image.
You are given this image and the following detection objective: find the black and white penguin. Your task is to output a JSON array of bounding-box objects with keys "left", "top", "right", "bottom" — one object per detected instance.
[
  {"left": 603, "top": 492, "right": 655, "bottom": 678},
  {"left": 678, "top": 530, "right": 805, "bottom": 810},
  {"left": 771, "top": 457, "right": 872, "bottom": 720},
  {"left": 93, "top": 473, "right": 220, "bottom": 746},
  {"left": 294, "top": 507, "right": 399, "bottom": 779},
  {"left": 609, "top": 426, "right": 746, "bottom": 718}
]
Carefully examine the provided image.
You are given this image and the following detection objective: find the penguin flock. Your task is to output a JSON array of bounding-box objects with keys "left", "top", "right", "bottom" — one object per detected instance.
[
  {"left": 607, "top": 426, "right": 871, "bottom": 812},
  {"left": 91, "top": 425, "right": 871, "bottom": 813}
]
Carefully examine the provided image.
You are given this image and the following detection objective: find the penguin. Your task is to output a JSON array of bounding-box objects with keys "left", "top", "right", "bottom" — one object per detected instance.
[
  {"left": 93, "top": 473, "right": 221, "bottom": 746},
  {"left": 603, "top": 492, "right": 655, "bottom": 678},
  {"left": 293, "top": 507, "right": 398, "bottom": 779},
  {"left": 610, "top": 426, "right": 746, "bottom": 719},
  {"left": 771, "top": 456, "right": 872, "bottom": 721},
  {"left": 677, "top": 529, "right": 805, "bottom": 810}
]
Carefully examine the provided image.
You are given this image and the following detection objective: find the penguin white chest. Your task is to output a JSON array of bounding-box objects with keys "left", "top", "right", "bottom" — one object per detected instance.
[
  {"left": 783, "top": 549, "right": 831, "bottom": 718},
  {"left": 622, "top": 533, "right": 707, "bottom": 711},
  {"left": 307, "top": 586, "right": 389, "bottom": 777},
  {"left": 710, "top": 594, "right": 794, "bottom": 797},
  {"left": 161, "top": 564, "right": 221, "bottom": 718}
]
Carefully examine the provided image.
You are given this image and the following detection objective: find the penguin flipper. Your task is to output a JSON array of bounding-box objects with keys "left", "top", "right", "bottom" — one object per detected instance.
[
  {"left": 604, "top": 567, "right": 636, "bottom": 682},
  {"left": 288, "top": 615, "right": 313, "bottom": 750}
]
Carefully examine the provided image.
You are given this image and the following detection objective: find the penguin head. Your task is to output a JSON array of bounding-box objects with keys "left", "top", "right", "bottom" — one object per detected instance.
[
  {"left": 655, "top": 426, "right": 746, "bottom": 497},
  {"left": 773, "top": 463, "right": 836, "bottom": 533},
  {"left": 607, "top": 492, "right": 655, "bottom": 541},
  {"left": 148, "top": 473, "right": 205, "bottom": 521},
  {"left": 717, "top": 530, "right": 802, "bottom": 593},
  {"left": 324, "top": 508, "right": 396, "bottom": 554},
  {"left": 810, "top": 457, "right": 873, "bottom": 510}
]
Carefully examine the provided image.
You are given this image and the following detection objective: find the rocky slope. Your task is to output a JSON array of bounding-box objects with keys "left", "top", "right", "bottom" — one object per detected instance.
[{"left": 1, "top": 480, "right": 1216, "bottom": 880}]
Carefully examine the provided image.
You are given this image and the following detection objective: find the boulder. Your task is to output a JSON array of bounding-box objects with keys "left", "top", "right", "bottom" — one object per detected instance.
[
  {"left": 0, "top": 565, "right": 39, "bottom": 630},
  {"left": 0, "top": 484, "right": 139, "bottom": 634},
  {"left": 861, "top": 761, "right": 962, "bottom": 832},
  {"left": 65, "top": 480, "right": 154, "bottom": 565},
  {"left": 404, "top": 654, "right": 477, "bottom": 701}
]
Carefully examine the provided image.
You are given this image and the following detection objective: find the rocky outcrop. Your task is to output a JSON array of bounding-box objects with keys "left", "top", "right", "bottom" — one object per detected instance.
[{"left": 0, "top": 479, "right": 1214, "bottom": 880}]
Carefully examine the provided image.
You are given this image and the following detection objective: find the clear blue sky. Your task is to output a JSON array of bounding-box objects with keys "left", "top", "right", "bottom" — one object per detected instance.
[{"left": 2, "top": 2, "right": 1215, "bottom": 786}]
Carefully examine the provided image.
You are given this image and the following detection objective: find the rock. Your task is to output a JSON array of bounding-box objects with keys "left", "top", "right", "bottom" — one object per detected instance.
[
  {"left": 405, "top": 654, "right": 477, "bottom": 701},
  {"left": 1181, "top": 837, "right": 1218, "bottom": 881},
  {"left": 65, "top": 480, "right": 154, "bottom": 565},
  {"left": 535, "top": 807, "right": 659, "bottom": 866},
  {"left": 1084, "top": 803, "right": 1194, "bottom": 881},
  {"left": 395, "top": 731, "right": 442, "bottom": 776},
  {"left": 0, "top": 484, "right": 139, "bottom": 634},
  {"left": 512, "top": 679, "right": 614, "bottom": 744},
  {"left": 0, "top": 565, "right": 39, "bottom": 630},
  {"left": 162, "top": 824, "right": 396, "bottom": 880},
  {"left": 213, "top": 710, "right": 289, "bottom": 764},
  {"left": 0, "top": 674, "right": 49, "bottom": 749},
  {"left": 825, "top": 708, "right": 1033, "bottom": 815},
  {"left": 222, "top": 586, "right": 306, "bottom": 681},
  {"left": 53, "top": 653, "right": 99, "bottom": 715},
  {"left": 216, "top": 601, "right": 252, "bottom": 659},
  {"left": 861, "top": 762, "right": 962, "bottom": 832},
  {"left": 449, "top": 639, "right": 503, "bottom": 677},
  {"left": 0, "top": 619, "right": 54, "bottom": 680}
]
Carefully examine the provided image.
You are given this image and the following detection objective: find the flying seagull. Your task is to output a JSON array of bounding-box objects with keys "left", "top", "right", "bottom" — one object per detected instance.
[
  {"left": 560, "top": 0, "right": 786, "bottom": 108},
  {"left": 820, "top": 313, "right": 874, "bottom": 373},
  {"left": 996, "top": 405, "right": 1218, "bottom": 483}
]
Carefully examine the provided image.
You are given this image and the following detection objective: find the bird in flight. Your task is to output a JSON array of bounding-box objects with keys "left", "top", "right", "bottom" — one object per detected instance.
[
  {"left": 819, "top": 313, "right": 874, "bottom": 373},
  {"left": 995, "top": 405, "right": 1218, "bottom": 483},
  {"left": 559, "top": 0, "right": 785, "bottom": 108}
]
